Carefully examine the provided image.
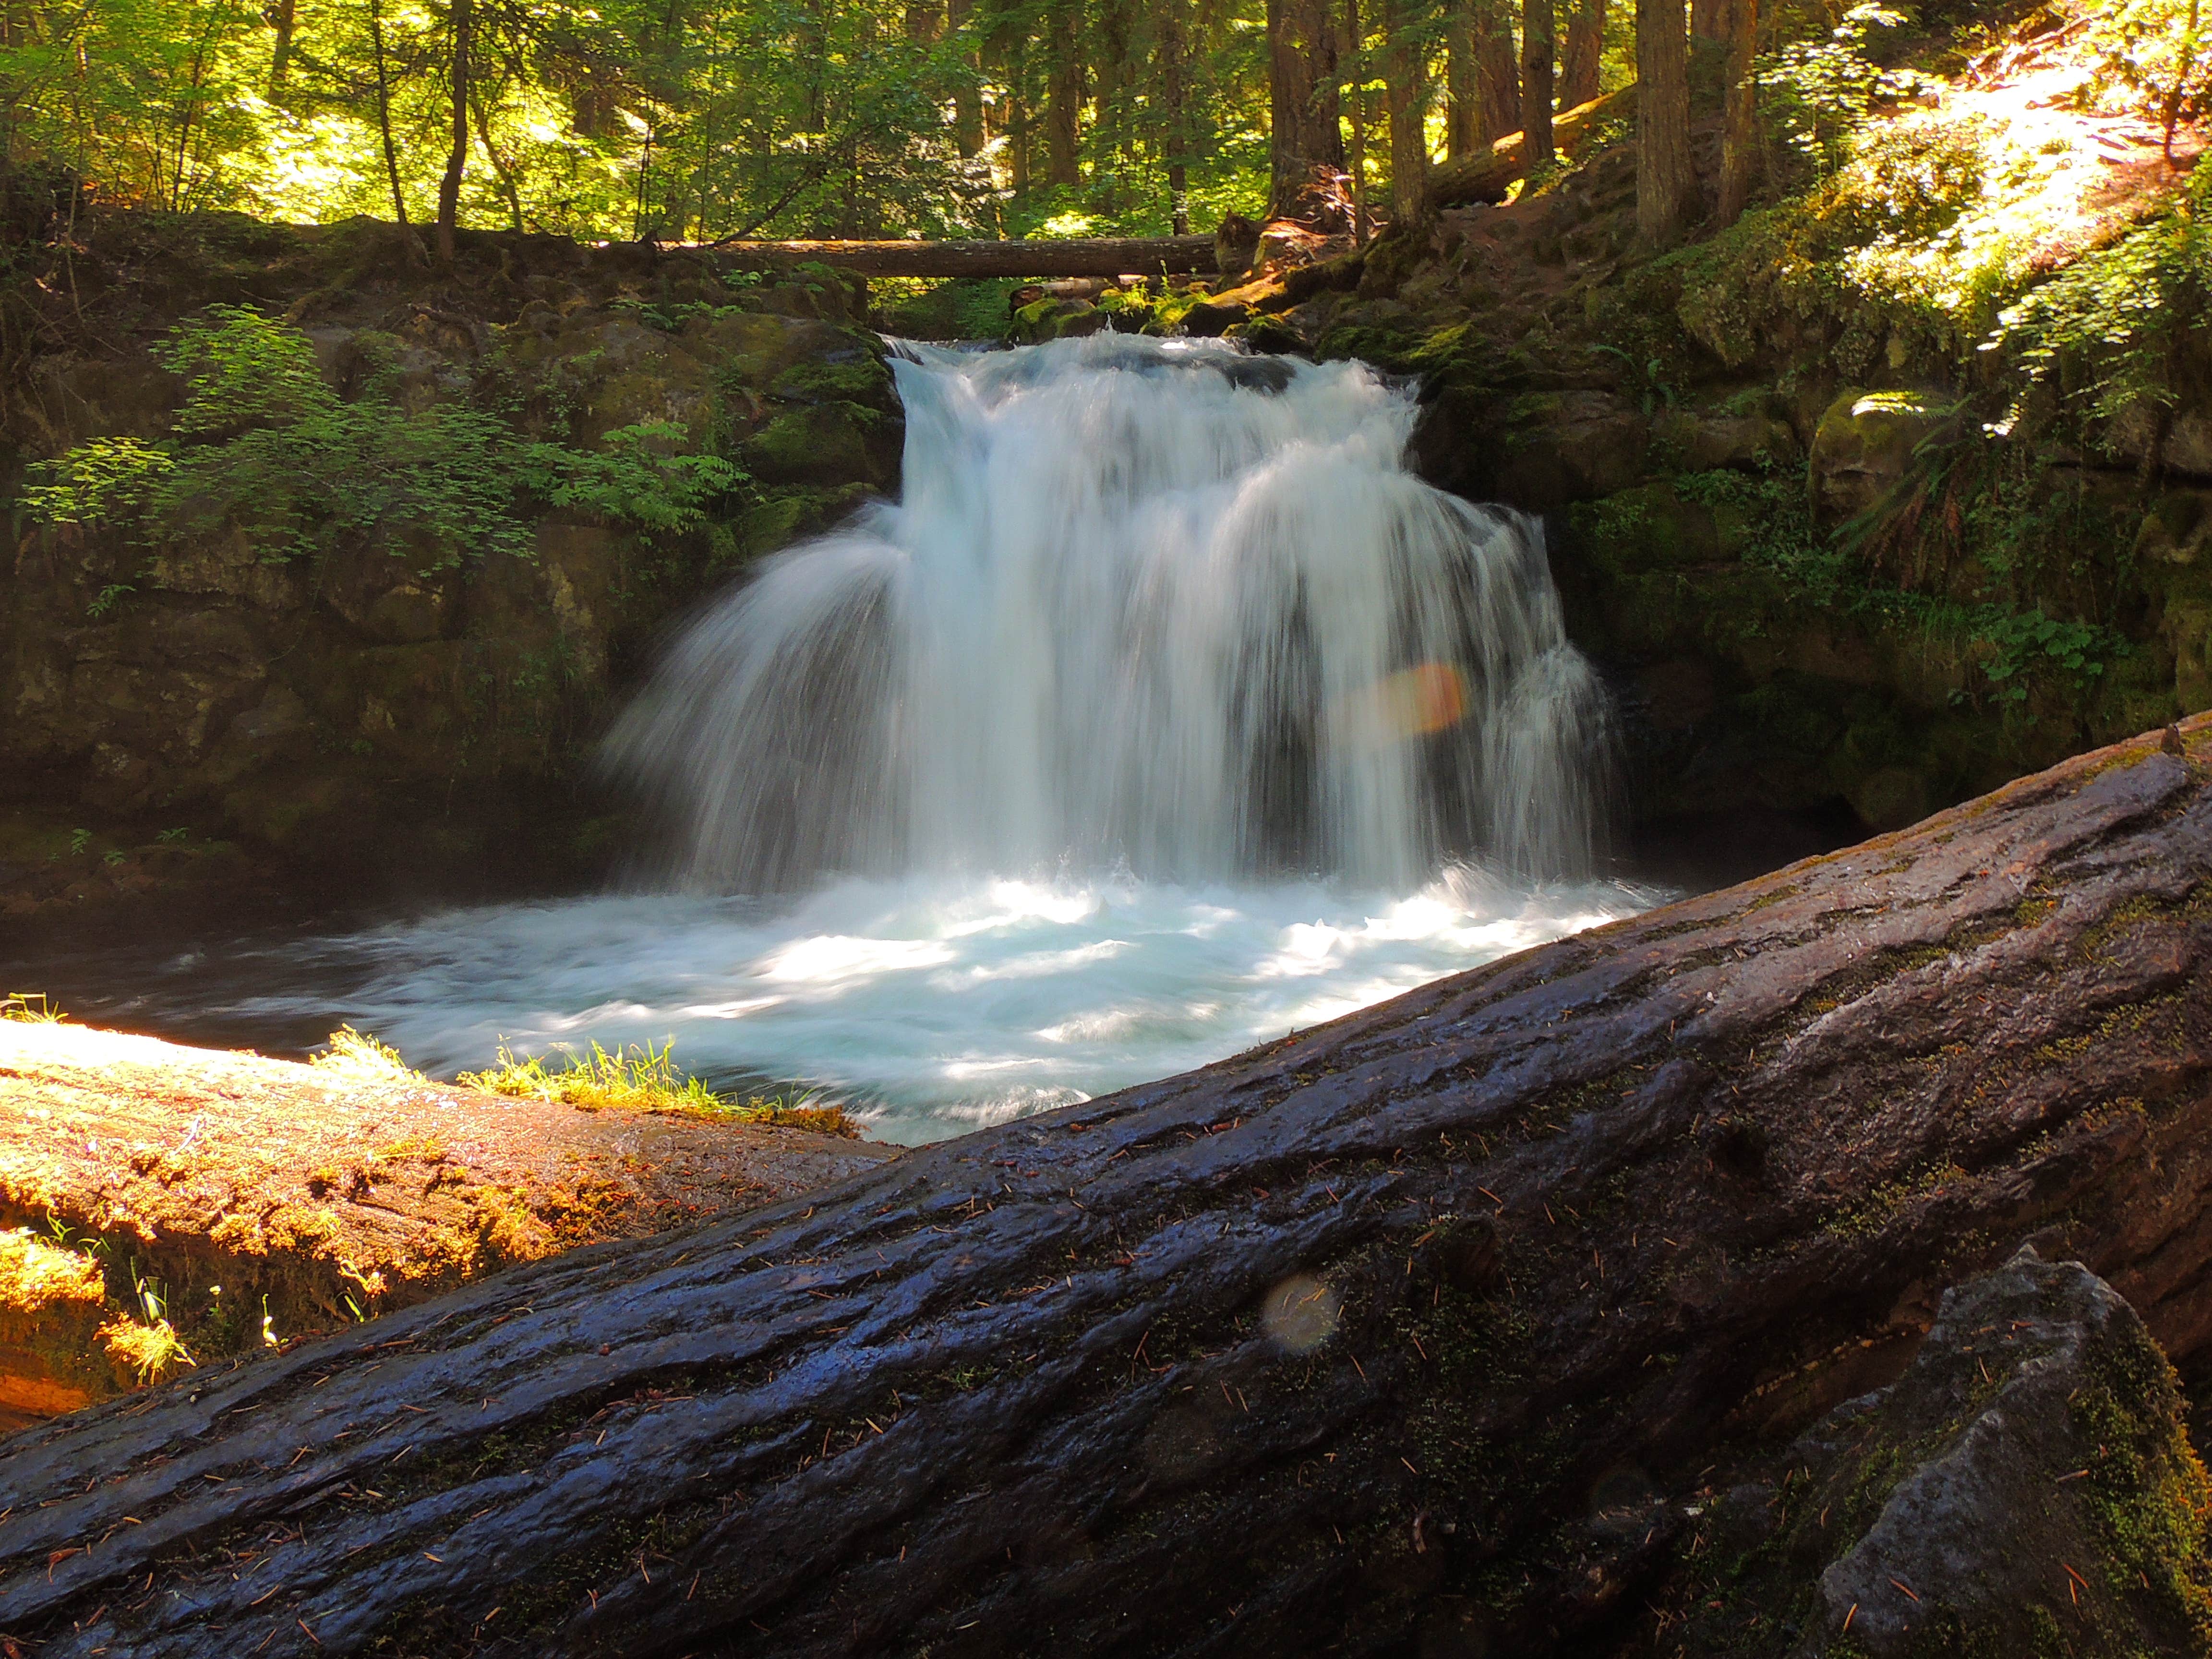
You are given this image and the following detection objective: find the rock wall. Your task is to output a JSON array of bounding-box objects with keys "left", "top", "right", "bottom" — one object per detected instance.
[
  {"left": 0, "top": 215, "right": 902, "bottom": 907},
  {"left": 1247, "top": 136, "right": 2212, "bottom": 847}
]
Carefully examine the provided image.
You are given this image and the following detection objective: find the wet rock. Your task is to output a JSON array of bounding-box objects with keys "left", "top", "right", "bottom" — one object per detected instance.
[{"left": 1671, "top": 1248, "right": 2212, "bottom": 1657}]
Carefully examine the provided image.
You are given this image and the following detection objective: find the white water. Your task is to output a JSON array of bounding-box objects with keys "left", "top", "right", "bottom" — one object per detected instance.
[
  {"left": 251, "top": 335, "right": 1647, "bottom": 1142},
  {"left": 608, "top": 334, "right": 1615, "bottom": 889},
  {"left": 245, "top": 868, "right": 1649, "bottom": 1144}
]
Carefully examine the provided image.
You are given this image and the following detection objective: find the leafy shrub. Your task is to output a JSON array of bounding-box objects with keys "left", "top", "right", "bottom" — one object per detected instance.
[
  {"left": 24, "top": 305, "right": 742, "bottom": 562},
  {"left": 1755, "top": 3, "right": 1917, "bottom": 178},
  {"left": 1989, "top": 154, "right": 2212, "bottom": 437}
]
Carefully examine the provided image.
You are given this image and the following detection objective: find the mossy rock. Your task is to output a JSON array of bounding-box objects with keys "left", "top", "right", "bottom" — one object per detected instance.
[
  {"left": 1658, "top": 1248, "right": 2212, "bottom": 1657},
  {"left": 1570, "top": 480, "right": 1752, "bottom": 575},
  {"left": 741, "top": 402, "right": 890, "bottom": 489},
  {"left": 2136, "top": 489, "right": 2212, "bottom": 714},
  {"left": 1810, "top": 389, "right": 1951, "bottom": 525}
]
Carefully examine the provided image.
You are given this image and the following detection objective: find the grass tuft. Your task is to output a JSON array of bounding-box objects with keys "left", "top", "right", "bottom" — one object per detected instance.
[
  {"left": 1, "top": 992, "right": 67, "bottom": 1023},
  {"left": 311, "top": 1024, "right": 424, "bottom": 1082},
  {"left": 459, "top": 1040, "right": 862, "bottom": 1138}
]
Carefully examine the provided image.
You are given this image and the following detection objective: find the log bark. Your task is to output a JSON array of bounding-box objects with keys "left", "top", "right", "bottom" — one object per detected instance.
[
  {"left": 3, "top": 717, "right": 2211, "bottom": 1658},
  {"left": 709, "top": 236, "right": 1219, "bottom": 277}
]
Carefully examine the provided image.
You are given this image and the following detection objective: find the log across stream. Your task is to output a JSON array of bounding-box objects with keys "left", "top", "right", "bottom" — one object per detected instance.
[{"left": 0, "top": 714, "right": 2206, "bottom": 1656}]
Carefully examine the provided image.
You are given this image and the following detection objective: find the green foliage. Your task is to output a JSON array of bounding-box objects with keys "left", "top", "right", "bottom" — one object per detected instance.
[
  {"left": 1990, "top": 155, "right": 2212, "bottom": 435},
  {"left": 459, "top": 1039, "right": 860, "bottom": 1136},
  {"left": 1753, "top": 3, "right": 1914, "bottom": 178},
  {"left": 24, "top": 305, "right": 530, "bottom": 565},
  {"left": 516, "top": 421, "right": 741, "bottom": 541},
  {"left": 24, "top": 305, "right": 736, "bottom": 564}
]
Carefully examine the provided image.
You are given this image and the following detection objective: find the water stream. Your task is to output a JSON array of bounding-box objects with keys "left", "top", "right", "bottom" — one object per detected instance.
[{"left": 54, "top": 336, "right": 1656, "bottom": 1142}]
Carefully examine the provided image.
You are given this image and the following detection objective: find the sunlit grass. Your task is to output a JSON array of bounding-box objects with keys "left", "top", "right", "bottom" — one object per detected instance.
[
  {"left": 310, "top": 1024, "right": 424, "bottom": 1082},
  {"left": 0, "top": 992, "right": 67, "bottom": 1023},
  {"left": 458, "top": 1039, "right": 862, "bottom": 1138}
]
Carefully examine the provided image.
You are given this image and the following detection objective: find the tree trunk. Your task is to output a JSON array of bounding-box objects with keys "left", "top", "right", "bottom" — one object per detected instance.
[
  {"left": 1444, "top": 0, "right": 1478, "bottom": 158},
  {"left": 1635, "top": 0, "right": 1695, "bottom": 240},
  {"left": 948, "top": 0, "right": 983, "bottom": 156},
  {"left": 1267, "top": 0, "right": 1343, "bottom": 219},
  {"left": 267, "top": 0, "right": 297, "bottom": 93},
  {"left": 1380, "top": 0, "right": 1427, "bottom": 224},
  {"left": 1557, "top": 0, "right": 1605, "bottom": 108},
  {"left": 1045, "top": 1, "right": 1084, "bottom": 188},
  {"left": 8, "top": 720, "right": 2208, "bottom": 1658},
  {"left": 710, "top": 235, "right": 1219, "bottom": 276},
  {"left": 1472, "top": 0, "right": 1520, "bottom": 144},
  {"left": 1160, "top": 0, "right": 1190, "bottom": 233},
  {"left": 365, "top": 0, "right": 422, "bottom": 264},
  {"left": 1345, "top": 0, "right": 1368, "bottom": 237},
  {"left": 435, "top": 0, "right": 471, "bottom": 263},
  {"left": 470, "top": 90, "right": 523, "bottom": 232},
  {"left": 1520, "top": 0, "right": 1554, "bottom": 168},
  {"left": 1716, "top": 0, "right": 1756, "bottom": 224}
]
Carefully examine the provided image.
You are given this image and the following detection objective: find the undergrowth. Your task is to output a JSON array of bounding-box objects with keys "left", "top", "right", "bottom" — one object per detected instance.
[{"left": 22, "top": 305, "right": 742, "bottom": 564}]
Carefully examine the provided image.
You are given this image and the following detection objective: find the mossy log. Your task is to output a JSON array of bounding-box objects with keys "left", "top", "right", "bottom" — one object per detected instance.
[
  {"left": 2, "top": 717, "right": 2210, "bottom": 1657},
  {"left": 712, "top": 237, "right": 1219, "bottom": 279},
  {"left": 0, "top": 1027, "right": 893, "bottom": 1425}
]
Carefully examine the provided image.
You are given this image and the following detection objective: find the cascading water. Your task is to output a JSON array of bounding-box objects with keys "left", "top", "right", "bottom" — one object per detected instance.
[
  {"left": 607, "top": 334, "right": 1613, "bottom": 890},
  {"left": 202, "top": 334, "right": 1650, "bottom": 1142}
]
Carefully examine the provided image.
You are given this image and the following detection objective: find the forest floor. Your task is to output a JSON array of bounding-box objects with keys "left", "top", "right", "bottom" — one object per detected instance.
[{"left": 0, "top": 1018, "right": 896, "bottom": 1428}]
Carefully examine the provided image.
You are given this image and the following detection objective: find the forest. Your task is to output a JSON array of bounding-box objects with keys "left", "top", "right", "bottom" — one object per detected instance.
[{"left": 10, "top": 0, "right": 2186, "bottom": 253}]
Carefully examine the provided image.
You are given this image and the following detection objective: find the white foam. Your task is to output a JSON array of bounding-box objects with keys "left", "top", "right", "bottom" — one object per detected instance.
[{"left": 254, "top": 868, "right": 1655, "bottom": 1143}]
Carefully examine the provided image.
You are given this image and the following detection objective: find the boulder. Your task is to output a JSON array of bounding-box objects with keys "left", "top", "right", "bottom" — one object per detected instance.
[
  {"left": 1809, "top": 389, "right": 1951, "bottom": 524},
  {"left": 1665, "top": 1248, "right": 2212, "bottom": 1656}
]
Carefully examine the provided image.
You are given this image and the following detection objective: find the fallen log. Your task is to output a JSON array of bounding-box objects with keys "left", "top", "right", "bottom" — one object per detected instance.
[
  {"left": 1429, "top": 84, "right": 1636, "bottom": 207},
  {"left": 1, "top": 715, "right": 2208, "bottom": 1658},
  {"left": 0, "top": 1023, "right": 893, "bottom": 1424},
  {"left": 710, "top": 236, "right": 1219, "bottom": 279}
]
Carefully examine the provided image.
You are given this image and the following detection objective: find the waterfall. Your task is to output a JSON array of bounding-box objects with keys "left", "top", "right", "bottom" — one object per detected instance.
[
  {"left": 608, "top": 332, "right": 1614, "bottom": 893},
  {"left": 206, "top": 334, "right": 1642, "bottom": 1143}
]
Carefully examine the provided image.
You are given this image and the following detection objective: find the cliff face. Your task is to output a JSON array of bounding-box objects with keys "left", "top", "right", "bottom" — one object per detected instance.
[{"left": 0, "top": 213, "right": 902, "bottom": 907}]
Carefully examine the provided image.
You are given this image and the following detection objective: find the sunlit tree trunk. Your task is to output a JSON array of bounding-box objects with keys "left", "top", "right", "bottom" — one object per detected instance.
[
  {"left": 1716, "top": 0, "right": 1755, "bottom": 223},
  {"left": 470, "top": 90, "right": 523, "bottom": 231},
  {"left": 1344, "top": 0, "right": 1368, "bottom": 236},
  {"left": 1557, "top": 0, "right": 1604, "bottom": 107},
  {"left": 366, "top": 0, "right": 421, "bottom": 262},
  {"left": 435, "top": 0, "right": 472, "bottom": 262},
  {"left": 1635, "top": 0, "right": 1695, "bottom": 240},
  {"left": 1520, "top": 0, "right": 1553, "bottom": 167},
  {"left": 266, "top": 0, "right": 296, "bottom": 94},
  {"left": 1380, "top": 0, "right": 1426, "bottom": 223},
  {"left": 1266, "top": 0, "right": 1342, "bottom": 218}
]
